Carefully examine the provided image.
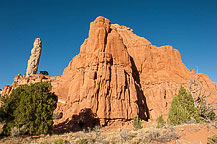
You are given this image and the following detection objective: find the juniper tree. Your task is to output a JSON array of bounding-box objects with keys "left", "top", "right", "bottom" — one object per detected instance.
[
  {"left": 168, "top": 86, "right": 200, "bottom": 125},
  {"left": 0, "top": 82, "right": 57, "bottom": 136}
]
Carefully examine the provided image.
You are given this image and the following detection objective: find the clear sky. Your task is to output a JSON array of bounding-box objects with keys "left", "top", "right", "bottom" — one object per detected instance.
[{"left": 0, "top": 0, "right": 217, "bottom": 89}]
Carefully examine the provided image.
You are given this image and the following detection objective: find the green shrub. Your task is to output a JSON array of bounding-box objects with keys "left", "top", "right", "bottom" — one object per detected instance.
[
  {"left": 168, "top": 86, "right": 200, "bottom": 125},
  {"left": 207, "top": 134, "right": 217, "bottom": 144},
  {"left": 76, "top": 138, "right": 88, "bottom": 144},
  {"left": 207, "top": 111, "right": 217, "bottom": 121},
  {"left": 156, "top": 115, "right": 166, "bottom": 128},
  {"left": 0, "top": 82, "right": 57, "bottom": 136},
  {"left": 133, "top": 115, "right": 142, "bottom": 130}
]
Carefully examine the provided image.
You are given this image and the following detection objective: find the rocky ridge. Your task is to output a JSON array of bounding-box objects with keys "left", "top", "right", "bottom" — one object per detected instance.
[{"left": 1, "top": 74, "right": 56, "bottom": 97}]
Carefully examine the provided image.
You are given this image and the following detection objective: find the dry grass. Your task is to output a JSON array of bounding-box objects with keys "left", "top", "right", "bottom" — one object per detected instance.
[
  {"left": 144, "top": 127, "right": 179, "bottom": 143},
  {"left": 0, "top": 124, "right": 180, "bottom": 144}
]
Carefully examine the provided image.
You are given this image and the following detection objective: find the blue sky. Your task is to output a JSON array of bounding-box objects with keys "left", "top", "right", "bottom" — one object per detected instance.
[{"left": 0, "top": 0, "right": 217, "bottom": 89}]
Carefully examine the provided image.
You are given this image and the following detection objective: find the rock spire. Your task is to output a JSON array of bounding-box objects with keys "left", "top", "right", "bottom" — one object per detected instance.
[{"left": 26, "top": 38, "right": 42, "bottom": 76}]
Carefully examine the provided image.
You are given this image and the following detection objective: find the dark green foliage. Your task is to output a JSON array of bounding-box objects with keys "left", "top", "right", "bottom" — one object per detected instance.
[
  {"left": 40, "top": 71, "right": 49, "bottom": 76},
  {"left": 168, "top": 86, "right": 200, "bottom": 125},
  {"left": 133, "top": 115, "right": 142, "bottom": 130},
  {"left": 207, "top": 134, "right": 217, "bottom": 144},
  {"left": 207, "top": 111, "right": 217, "bottom": 121},
  {"left": 156, "top": 115, "right": 166, "bottom": 128},
  {"left": 0, "top": 95, "right": 8, "bottom": 122},
  {"left": 0, "top": 82, "right": 57, "bottom": 136}
]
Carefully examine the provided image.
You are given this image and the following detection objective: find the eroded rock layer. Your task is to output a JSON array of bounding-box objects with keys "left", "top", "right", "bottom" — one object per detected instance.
[{"left": 1, "top": 74, "right": 56, "bottom": 96}]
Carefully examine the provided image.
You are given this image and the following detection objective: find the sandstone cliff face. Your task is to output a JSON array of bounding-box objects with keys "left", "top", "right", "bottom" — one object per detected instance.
[
  {"left": 26, "top": 38, "right": 42, "bottom": 76},
  {"left": 52, "top": 16, "right": 216, "bottom": 123},
  {"left": 53, "top": 17, "right": 150, "bottom": 124},
  {"left": 2, "top": 16, "right": 216, "bottom": 124}
]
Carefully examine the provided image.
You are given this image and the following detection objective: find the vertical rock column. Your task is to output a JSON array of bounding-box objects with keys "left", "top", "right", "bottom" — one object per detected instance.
[{"left": 26, "top": 38, "right": 42, "bottom": 76}]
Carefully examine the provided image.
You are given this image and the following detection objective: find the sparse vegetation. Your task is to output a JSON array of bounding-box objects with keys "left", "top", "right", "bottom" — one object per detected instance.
[
  {"left": 53, "top": 138, "right": 70, "bottom": 144},
  {"left": 76, "top": 138, "right": 88, "bottom": 144},
  {"left": 119, "top": 129, "right": 131, "bottom": 142},
  {"left": 168, "top": 86, "right": 201, "bottom": 125},
  {"left": 156, "top": 115, "right": 166, "bottom": 128},
  {"left": 1, "top": 123, "right": 215, "bottom": 144},
  {"left": 0, "top": 82, "right": 215, "bottom": 144},
  {"left": 0, "top": 82, "right": 57, "bottom": 136},
  {"left": 197, "top": 97, "right": 217, "bottom": 122},
  {"left": 186, "top": 73, "right": 217, "bottom": 122},
  {"left": 133, "top": 115, "right": 142, "bottom": 130},
  {"left": 207, "top": 134, "right": 217, "bottom": 144},
  {"left": 144, "top": 127, "right": 179, "bottom": 143}
]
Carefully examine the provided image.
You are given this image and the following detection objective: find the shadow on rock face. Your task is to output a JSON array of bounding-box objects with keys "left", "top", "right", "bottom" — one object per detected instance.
[
  {"left": 53, "top": 108, "right": 100, "bottom": 134},
  {"left": 130, "top": 56, "right": 150, "bottom": 121}
]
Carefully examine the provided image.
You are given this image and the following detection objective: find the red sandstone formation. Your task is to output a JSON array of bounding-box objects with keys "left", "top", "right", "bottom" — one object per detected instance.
[
  {"left": 52, "top": 16, "right": 217, "bottom": 124},
  {"left": 2, "top": 16, "right": 217, "bottom": 125},
  {"left": 2, "top": 74, "right": 56, "bottom": 96},
  {"left": 53, "top": 17, "right": 149, "bottom": 125}
]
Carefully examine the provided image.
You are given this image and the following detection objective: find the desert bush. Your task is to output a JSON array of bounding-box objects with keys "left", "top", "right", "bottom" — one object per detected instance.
[
  {"left": 156, "top": 115, "right": 166, "bottom": 128},
  {"left": 207, "top": 134, "right": 217, "bottom": 144},
  {"left": 120, "top": 129, "right": 131, "bottom": 142},
  {"left": 207, "top": 111, "right": 217, "bottom": 121},
  {"left": 133, "top": 115, "right": 142, "bottom": 130},
  {"left": 10, "top": 125, "right": 26, "bottom": 137},
  {"left": 168, "top": 86, "right": 200, "bottom": 125},
  {"left": 186, "top": 73, "right": 217, "bottom": 123},
  {"left": 0, "top": 82, "right": 57, "bottom": 136},
  {"left": 76, "top": 138, "right": 88, "bottom": 144},
  {"left": 53, "top": 112, "right": 63, "bottom": 120},
  {"left": 197, "top": 97, "right": 217, "bottom": 122},
  {"left": 145, "top": 127, "right": 179, "bottom": 143},
  {"left": 40, "top": 142, "right": 49, "bottom": 144},
  {"left": 214, "top": 121, "right": 217, "bottom": 128},
  {"left": 53, "top": 138, "right": 70, "bottom": 144}
]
